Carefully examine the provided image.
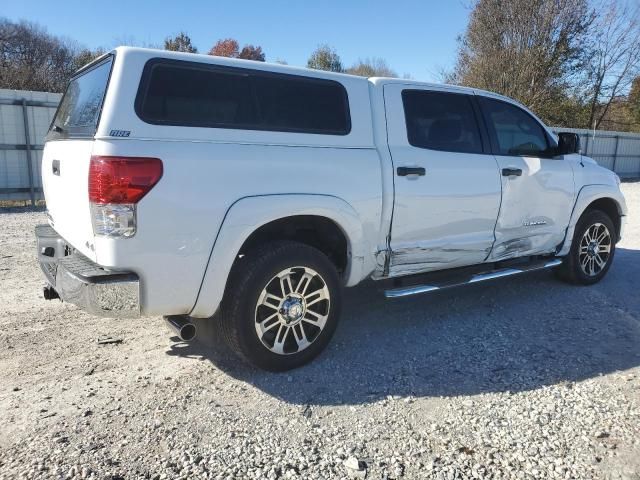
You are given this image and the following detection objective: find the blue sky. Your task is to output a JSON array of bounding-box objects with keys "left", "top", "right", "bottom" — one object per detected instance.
[{"left": 4, "top": 0, "right": 471, "bottom": 81}]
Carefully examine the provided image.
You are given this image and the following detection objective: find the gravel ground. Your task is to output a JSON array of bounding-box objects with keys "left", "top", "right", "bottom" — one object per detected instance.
[{"left": 1, "top": 183, "right": 639, "bottom": 480}]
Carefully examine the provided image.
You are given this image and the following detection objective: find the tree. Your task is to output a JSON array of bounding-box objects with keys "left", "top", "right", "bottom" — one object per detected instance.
[
  {"left": 238, "top": 44, "right": 265, "bottom": 61},
  {"left": 72, "top": 48, "right": 105, "bottom": 71},
  {"left": 630, "top": 76, "right": 640, "bottom": 125},
  {"left": 209, "top": 38, "right": 239, "bottom": 57},
  {"left": 346, "top": 57, "right": 397, "bottom": 77},
  {"left": 307, "top": 45, "right": 343, "bottom": 72},
  {"left": 450, "top": 0, "right": 593, "bottom": 126},
  {"left": 208, "top": 39, "right": 266, "bottom": 61},
  {"left": 164, "top": 32, "right": 197, "bottom": 53},
  {"left": 582, "top": 1, "right": 640, "bottom": 130},
  {"left": 0, "top": 18, "right": 83, "bottom": 92}
]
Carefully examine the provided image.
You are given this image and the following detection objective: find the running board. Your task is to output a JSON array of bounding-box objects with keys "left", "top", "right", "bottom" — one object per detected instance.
[{"left": 384, "top": 258, "right": 563, "bottom": 299}]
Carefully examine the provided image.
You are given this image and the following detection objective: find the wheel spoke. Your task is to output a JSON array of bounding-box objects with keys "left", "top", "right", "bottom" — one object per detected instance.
[
  {"left": 279, "top": 272, "right": 294, "bottom": 297},
  {"left": 596, "top": 230, "right": 609, "bottom": 243},
  {"left": 598, "top": 244, "right": 611, "bottom": 254},
  {"left": 259, "top": 292, "right": 282, "bottom": 310},
  {"left": 295, "top": 271, "right": 313, "bottom": 295},
  {"left": 580, "top": 254, "right": 590, "bottom": 269},
  {"left": 256, "top": 313, "right": 280, "bottom": 337},
  {"left": 272, "top": 325, "right": 291, "bottom": 355},
  {"left": 302, "top": 309, "right": 327, "bottom": 329},
  {"left": 292, "top": 323, "right": 310, "bottom": 351},
  {"left": 305, "top": 287, "right": 329, "bottom": 307},
  {"left": 594, "top": 254, "right": 605, "bottom": 269}
]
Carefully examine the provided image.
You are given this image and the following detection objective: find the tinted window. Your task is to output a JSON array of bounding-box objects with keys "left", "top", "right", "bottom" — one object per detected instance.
[
  {"left": 136, "top": 60, "right": 350, "bottom": 135},
  {"left": 402, "top": 90, "right": 483, "bottom": 154},
  {"left": 479, "top": 97, "right": 549, "bottom": 156},
  {"left": 48, "top": 56, "right": 113, "bottom": 139}
]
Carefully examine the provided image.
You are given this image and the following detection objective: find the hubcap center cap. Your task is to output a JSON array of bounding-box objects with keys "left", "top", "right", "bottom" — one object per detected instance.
[
  {"left": 281, "top": 297, "right": 305, "bottom": 324},
  {"left": 587, "top": 241, "right": 598, "bottom": 257}
]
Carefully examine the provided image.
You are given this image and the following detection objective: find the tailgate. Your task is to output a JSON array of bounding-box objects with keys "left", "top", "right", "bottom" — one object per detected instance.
[{"left": 42, "top": 140, "right": 96, "bottom": 261}]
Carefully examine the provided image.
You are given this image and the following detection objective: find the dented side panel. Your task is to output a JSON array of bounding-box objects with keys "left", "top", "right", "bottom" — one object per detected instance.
[
  {"left": 488, "top": 155, "right": 575, "bottom": 262},
  {"left": 383, "top": 84, "right": 502, "bottom": 277}
]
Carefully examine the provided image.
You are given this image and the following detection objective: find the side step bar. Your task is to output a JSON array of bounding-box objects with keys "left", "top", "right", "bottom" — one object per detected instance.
[{"left": 384, "top": 258, "right": 563, "bottom": 299}]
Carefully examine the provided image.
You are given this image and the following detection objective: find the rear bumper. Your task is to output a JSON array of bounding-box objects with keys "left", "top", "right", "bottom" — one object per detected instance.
[{"left": 35, "top": 224, "right": 140, "bottom": 318}]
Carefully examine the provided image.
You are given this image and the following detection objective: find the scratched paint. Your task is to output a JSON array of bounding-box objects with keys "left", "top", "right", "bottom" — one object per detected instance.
[{"left": 387, "top": 243, "right": 493, "bottom": 277}]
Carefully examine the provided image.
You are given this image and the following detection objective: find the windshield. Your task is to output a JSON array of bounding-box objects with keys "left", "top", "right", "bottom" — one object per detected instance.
[{"left": 47, "top": 55, "right": 113, "bottom": 140}]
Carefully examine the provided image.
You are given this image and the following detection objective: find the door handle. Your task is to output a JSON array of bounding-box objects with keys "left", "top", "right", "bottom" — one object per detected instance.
[
  {"left": 502, "top": 167, "right": 522, "bottom": 177},
  {"left": 397, "top": 166, "right": 426, "bottom": 177},
  {"left": 52, "top": 160, "right": 60, "bottom": 176}
]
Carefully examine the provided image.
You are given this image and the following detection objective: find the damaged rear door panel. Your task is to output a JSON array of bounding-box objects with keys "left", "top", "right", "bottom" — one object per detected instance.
[{"left": 383, "top": 84, "right": 502, "bottom": 277}]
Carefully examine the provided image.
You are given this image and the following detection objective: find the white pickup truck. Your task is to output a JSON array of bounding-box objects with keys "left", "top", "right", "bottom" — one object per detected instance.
[{"left": 37, "top": 47, "right": 627, "bottom": 371}]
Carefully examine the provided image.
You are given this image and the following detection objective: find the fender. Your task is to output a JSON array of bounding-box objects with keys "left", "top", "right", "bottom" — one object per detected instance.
[
  {"left": 557, "top": 184, "right": 628, "bottom": 256},
  {"left": 189, "top": 194, "right": 370, "bottom": 318}
]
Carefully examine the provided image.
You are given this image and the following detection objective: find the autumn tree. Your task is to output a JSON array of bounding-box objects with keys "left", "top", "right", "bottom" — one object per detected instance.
[
  {"left": 307, "top": 45, "right": 343, "bottom": 72},
  {"left": 346, "top": 57, "right": 397, "bottom": 77},
  {"left": 209, "top": 39, "right": 266, "bottom": 61},
  {"left": 164, "top": 32, "right": 197, "bottom": 53},
  {"left": 209, "top": 38, "right": 239, "bottom": 57}
]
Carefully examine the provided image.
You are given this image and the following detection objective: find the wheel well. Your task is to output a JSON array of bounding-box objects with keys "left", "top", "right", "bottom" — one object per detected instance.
[
  {"left": 237, "top": 215, "right": 349, "bottom": 275},
  {"left": 585, "top": 198, "right": 621, "bottom": 240}
]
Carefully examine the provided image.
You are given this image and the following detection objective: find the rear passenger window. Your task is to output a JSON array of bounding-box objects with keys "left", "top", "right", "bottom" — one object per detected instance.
[
  {"left": 135, "top": 59, "right": 350, "bottom": 135},
  {"left": 479, "top": 97, "right": 549, "bottom": 156},
  {"left": 402, "top": 90, "right": 483, "bottom": 154}
]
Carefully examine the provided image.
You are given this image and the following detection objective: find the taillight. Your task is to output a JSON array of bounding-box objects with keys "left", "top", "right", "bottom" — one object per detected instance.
[
  {"left": 89, "top": 156, "right": 163, "bottom": 238},
  {"left": 89, "top": 156, "right": 163, "bottom": 204}
]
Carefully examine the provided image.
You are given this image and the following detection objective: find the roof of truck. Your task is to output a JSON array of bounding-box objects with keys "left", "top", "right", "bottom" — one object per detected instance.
[
  {"left": 110, "top": 46, "right": 371, "bottom": 84},
  {"left": 93, "top": 47, "right": 517, "bottom": 105}
]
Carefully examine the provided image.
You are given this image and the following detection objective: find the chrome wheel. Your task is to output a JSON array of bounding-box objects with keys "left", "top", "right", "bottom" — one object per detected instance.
[
  {"left": 254, "top": 266, "right": 330, "bottom": 355},
  {"left": 579, "top": 222, "right": 612, "bottom": 277}
]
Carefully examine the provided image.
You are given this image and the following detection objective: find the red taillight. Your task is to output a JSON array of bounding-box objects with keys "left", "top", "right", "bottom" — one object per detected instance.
[{"left": 89, "top": 156, "right": 163, "bottom": 204}]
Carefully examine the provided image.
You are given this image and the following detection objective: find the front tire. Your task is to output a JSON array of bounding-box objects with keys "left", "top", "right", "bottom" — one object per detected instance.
[
  {"left": 555, "top": 209, "right": 616, "bottom": 285},
  {"left": 219, "top": 241, "right": 342, "bottom": 371}
]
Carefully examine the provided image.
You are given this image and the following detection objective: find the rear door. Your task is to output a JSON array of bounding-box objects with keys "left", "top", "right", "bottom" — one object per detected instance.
[
  {"left": 42, "top": 55, "right": 114, "bottom": 261},
  {"left": 477, "top": 96, "right": 575, "bottom": 261},
  {"left": 384, "top": 85, "right": 502, "bottom": 276}
]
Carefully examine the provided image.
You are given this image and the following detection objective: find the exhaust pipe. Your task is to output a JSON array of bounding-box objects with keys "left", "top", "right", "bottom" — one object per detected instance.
[{"left": 164, "top": 315, "right": 196, "bottom": 341}]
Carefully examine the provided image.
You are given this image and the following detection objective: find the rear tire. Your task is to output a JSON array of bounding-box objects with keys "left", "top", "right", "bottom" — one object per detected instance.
[
  {"left": 219, "top": 241, "right": 342, "bottom": 371},
  {"left": 555, "top": 209, "right": 616, "bottom": 285}
]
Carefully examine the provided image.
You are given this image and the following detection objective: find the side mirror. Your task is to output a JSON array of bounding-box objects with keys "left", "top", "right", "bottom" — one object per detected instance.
[{"left": 556, "top": 132, "right": 580, "bottom": 155}]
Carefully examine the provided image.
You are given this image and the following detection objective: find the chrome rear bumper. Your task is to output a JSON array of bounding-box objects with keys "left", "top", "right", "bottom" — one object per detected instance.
[{"left": 35, "top": 224, "right": 140, "bottom": 318}]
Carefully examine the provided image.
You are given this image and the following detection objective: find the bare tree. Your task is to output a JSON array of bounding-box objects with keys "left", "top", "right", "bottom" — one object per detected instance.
[
  {"left": 0, "top": 18, "right": 81, "bottom": 92},
  {"left": 451, "top": 0, "right": 593, "bottom": 125},
  {"left": 346, "top": 57, "right": 397, "bottom": 77},
  {"left": 584, "top": 1, "right": 640, "bottom": 129}
]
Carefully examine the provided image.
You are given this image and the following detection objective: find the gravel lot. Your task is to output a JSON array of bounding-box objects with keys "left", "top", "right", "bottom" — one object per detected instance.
[{"left": 1, "top": 183, "right": 639, "bottom": 480}]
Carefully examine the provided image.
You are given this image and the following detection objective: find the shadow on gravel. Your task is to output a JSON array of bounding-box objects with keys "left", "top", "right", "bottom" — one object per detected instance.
[{"left": 167, "top": 247, "right": 640, "bottom": 406}]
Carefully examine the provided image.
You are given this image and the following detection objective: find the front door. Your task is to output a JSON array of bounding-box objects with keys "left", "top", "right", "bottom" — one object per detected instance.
[
  {"left": 477, "top": 96, "right": 575, "bottom": 261},
  {"left": 384, "top": 85, "right": 502, "bottom": 276}
]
